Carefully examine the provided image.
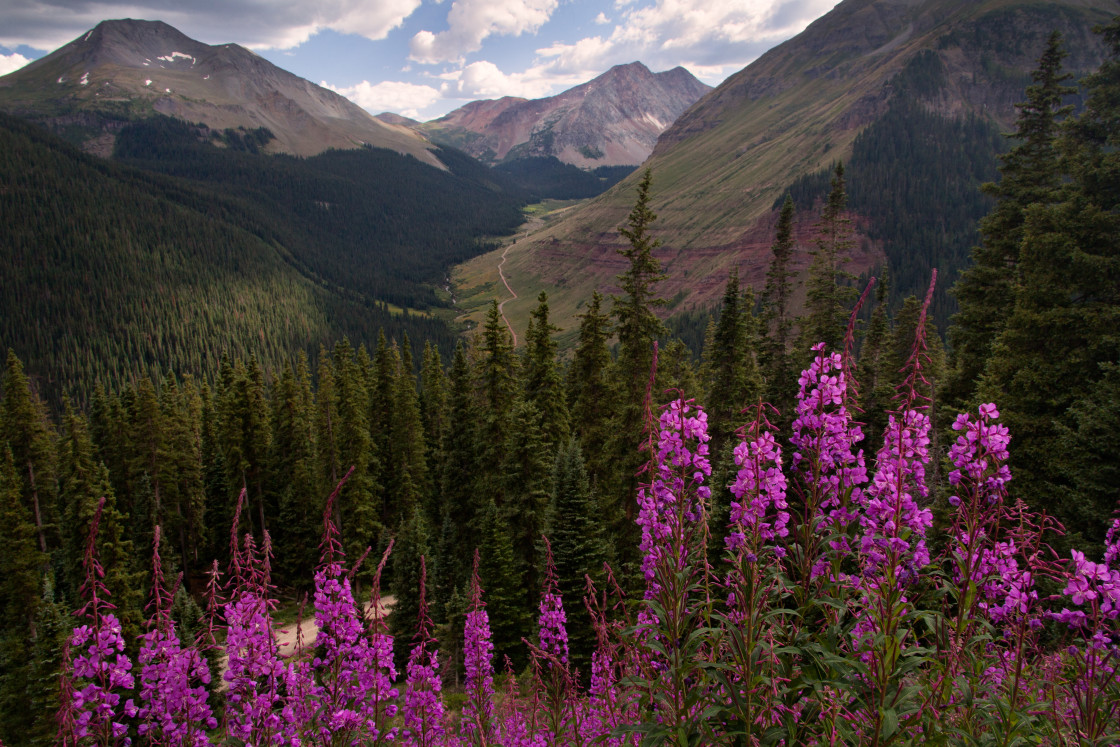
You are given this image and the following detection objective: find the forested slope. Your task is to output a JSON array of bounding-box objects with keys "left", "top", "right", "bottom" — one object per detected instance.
[{"left": 0, "top": 114, "right": 472, "bottom": 403}]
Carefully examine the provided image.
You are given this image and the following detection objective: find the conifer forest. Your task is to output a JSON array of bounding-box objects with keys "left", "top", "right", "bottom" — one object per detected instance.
[{"left": 1, "top": 14, "right": 1119, "bottom": 747}]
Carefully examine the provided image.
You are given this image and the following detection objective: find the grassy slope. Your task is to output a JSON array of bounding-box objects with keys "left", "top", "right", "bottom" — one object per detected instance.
[{"left": 453, "top": 0, "right": 1111, "bottom": 345}]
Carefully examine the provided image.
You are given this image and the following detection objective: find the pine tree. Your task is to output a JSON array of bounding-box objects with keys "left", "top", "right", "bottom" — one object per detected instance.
[
  {"left": 159, "top": 376, "right": 206, "bottom": 579},
  {"left": 1, "top": 350, "right": 57, "bottom": 559},
  {"left": 476, "top": 301, "right": 517, "bottom": 506},
  {"left": 270, "top": 352, "right": 320, "bottom": 587},
  {"left": 0, "top": 445, "right": 47, "bottom": 742},
  {"left": 419, "top": 341, "right": 448, "bottom": 525},
  {"left": 608, "top": 169, "right": 667, "bottom": 561},
  {"left": 436, "top": 343, "right": 479, "bottom": 600},
  {"left": 548, "top": 439, "right": 606, "bottom": 681},
  {"left": 390, "top": 505, "right": 432, "bottom": 670},
  {"left": 331, "top": 340, "right": 382, "bottom": 567},
  {"left": 702, "top": 269, "right": 764, "bottom": 455},
  {"left": 799, "top": 163, "right": 857, "bottom": 358},
  {"left": 475, "top": 499, "right": 530, "bottom": 669},
  {"left": 860, "top": 268, "right": 894, "bottom": 449},
  {"left": 524, "top": 292, "right": 570, "bottom": 453},
  {"left": 978, "top": 18, "right": 1120, "bottom": 542},
  {"left": 947, "top": 31, "right": 1074, "bottom": 410},
  {"left": 389, "top": 336, "right": 429, "bottom": 529},
  {"left": 761, "top": 196, "right": 798, "bottom": 420},
  {"left": 502, "top": 397, "right": 553, "bottom": 624},
  {"left": 567, "top": 291, "right": 614, "bottom": 483}
]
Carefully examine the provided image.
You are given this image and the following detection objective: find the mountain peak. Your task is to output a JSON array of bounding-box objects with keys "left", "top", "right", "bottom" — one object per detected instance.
[
  {"left": 423, "top": 62, "right": 710, "bottom": 167},
  {"left": 0, "top": 19, "right": 442, "bottom": 165}
]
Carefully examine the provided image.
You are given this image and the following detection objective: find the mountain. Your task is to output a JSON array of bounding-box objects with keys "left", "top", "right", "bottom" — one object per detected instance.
[
  {"left": 460, "top": 0, "right": 1113, "bottom": 339},
  {"left": 422, "top": 62, "right": 711, "bottom": 167},
  {"left": 0, "top": 113, "right": 474, "bottom": 403},
  {"left": 0, "top": 19, "right": 441, "bottom": 165}
]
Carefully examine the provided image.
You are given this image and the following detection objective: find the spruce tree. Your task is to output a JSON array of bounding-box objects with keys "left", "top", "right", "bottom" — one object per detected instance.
[
  {"left": 567, "top": 291, "right": 614, "bottom": 483},
  {"left": 389, "top": 505, "right": 432, "bottom": 670},
  {"left": 158, "top": 375, "right": 206, "bottom": 577},
  {"left": 419, "top": 341, "right": 448, "bottom": 522},
  {"left": 1, "top": 349, "right": 57, "bottom": 558},
  {"left": 476, "top": 301, "right": 517, "bottom": 506},
  {"left": 524, "top": 291, "right": 570, "bottom": 453},
  {"left": 475, "top": 499, "right": 530, "bottom": 670},
  {"left": 501, "top": 396, "right": 553, "bottom": 624},
  {"left": 979, "top": 17, "right": 1120, "bottom": 542},
  {"left": 946, "top": 31, "right": 1074, "bottom": 411},
  {"left": 270, "top": 353, "right": 320, "bottom": 588},
  {"left": 799, "top": 163, "right": 856, "bottom": 358},
  {"left": 608, "top": 169, "right": 666, "bottom": 562},
  {"left": 548, "top": 439, "right": 606, "bottom": 681},
  {"left": 702, "top": 269, "right": 764, "bottom": 455},
  {"left": 389, "top": 336, "right": 429, "bottom": 528},
  {"left": 762, "top": 196, "right": 798, "bottom": 421},
  {"left": 860, "top": 268, "right": 894, "bottom": 449},
  {"left": 331, "top": 340, "right": 382, "bottom": 567},
  {"left": 0, "top": 446, "right": 47, "bottom": 743},
  {"left": 436, "top": 343, "right": 479, "bottom": 600}
]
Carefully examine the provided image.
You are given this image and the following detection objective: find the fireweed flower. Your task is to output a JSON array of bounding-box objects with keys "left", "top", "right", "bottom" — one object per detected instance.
[
  {"left": 726, "top": 427, "right": 790, "bottom": 556},
  {"left": 137, "top": 527, "right": 215, "bottom": 746},
  {"left": 636, "top": 397, "right": 712, "bottom": 599},
  {"left": 789, "top": 343, "right": 868, "bottom": 579},
  {"left": 461, "top": 551, "right": 496, "bottom": 744},
  {"left": 402, "top": 557, "right": 445, "bottom": 747},
  {"left": 60, "top": 497, "right": 137, "bottom": 746}
]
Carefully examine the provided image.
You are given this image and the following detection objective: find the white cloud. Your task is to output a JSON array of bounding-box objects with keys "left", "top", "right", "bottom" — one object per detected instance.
[
  {"left": 0, "top": 0, "right": 422, "bottom": 51},
  {"left": 440, "top": 59, "right": 583, "bottom": 99},
  {"left": 529, "top": 0, "right": 838, "bottom": 86},
  {"left": 409, "top": 0, "right": 558, "bottom": 64},
  {"left": 0, "top": 53, "right": 32, "bottom": 76},
  {"left": 593, "top": 12, "right": 610, "bottom": 25},
  {"left": 324, "top": 78, "right": 441, "bottom": 118}
]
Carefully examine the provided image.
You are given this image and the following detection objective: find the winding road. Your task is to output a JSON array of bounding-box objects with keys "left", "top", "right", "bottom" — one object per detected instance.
[{"left": 496, "top": 242, "right": 519, "bottom": 346}]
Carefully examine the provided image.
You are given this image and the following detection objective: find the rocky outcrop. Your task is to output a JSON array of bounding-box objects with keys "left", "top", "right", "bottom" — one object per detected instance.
[{"left": 423, "top": 62, "right": 710, "bottom": 167}]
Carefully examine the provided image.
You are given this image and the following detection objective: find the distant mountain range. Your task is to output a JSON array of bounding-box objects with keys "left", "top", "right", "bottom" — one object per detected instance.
[
  {"left": 473, "top": 0, "right": 1114, "bottom": 339},
  {"left": 420, "top": 62, "right": 711, "bottom": 167},
  {"left": 0, "top": 19, "right": 441, "bottom": 165}
]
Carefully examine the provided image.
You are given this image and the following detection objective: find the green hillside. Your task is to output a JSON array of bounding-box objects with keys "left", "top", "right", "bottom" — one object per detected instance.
[
  {"left": 0, "top": 114, "right": 523, "bottom": 403},
  {"left": 470, "top": 0, "right": 1113, "bottom": 339}
]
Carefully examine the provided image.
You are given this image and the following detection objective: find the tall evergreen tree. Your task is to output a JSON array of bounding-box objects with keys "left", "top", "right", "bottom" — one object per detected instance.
[
  {"left": 0, "top": 446, "right": 47, "bottom": 743},
  {"left": 385, "top": 337, "right": 430, "bottom": 531},
  {"left": 548, "top": 439, "right": 606, "bottom": 680},
  {"left": 860, "top": 267, "right": 894, "bottom": 449},
  {"left": 475, "top": 499, "right": 530, "bottom": 669},
  {"left": 761, "top": 195, "right": 798, "bottom": 420},
  {"left": 436, "top": 343, "right": 479, "bottom": 602},
  {"left": 524, "top": 292, "right": 570, "bottom": 453},
  {"left": 419, "top": 340, "right": 448, "bottom": 523},
  {"left": 608, "top": 169, "right": 667, "bottom": 562},
  {"left": 799, "top": 162, "right": 857, "bottom": 358},
  {"left": 476, "top": 301, "right": 517, "bottom": 506},
  {"left": 1, "top": 350, "right": 57, "bottom": 558},
  {"left": 166, "top": 377, "right": 206, "bottom": 576},
  {"left": 270, "top": 353, "right": 320, "bottom": 588},
  {"left": 567, "top": 291, "right": 614, "bottom": 483},
  {"left": 502, "top": 396, "right": 553, "bottom": 624},
  {"left": 331, "top": 340, "right": 382, "bottom": 566},
  {"left": 389, "top": 505, "right": 432, "bottom": 670},
  {"left": 947, "top": 31, "right": 1074, "bottom": 411},
  {"left": 702, "top": 269, "right": 764, "bottom": 455},
  {"left": 978, "top": 17, "right": 1120, "bottom": 544}
]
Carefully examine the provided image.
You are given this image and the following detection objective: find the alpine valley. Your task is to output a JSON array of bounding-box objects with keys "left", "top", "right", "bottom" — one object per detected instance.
[{"left": 462, "top": 0, "right": 1114, "bottom": 340}]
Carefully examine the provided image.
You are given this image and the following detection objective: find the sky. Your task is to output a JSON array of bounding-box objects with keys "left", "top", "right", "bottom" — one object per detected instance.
[{"left": 0, "top": 0, "right": 838, "bottom": 120}]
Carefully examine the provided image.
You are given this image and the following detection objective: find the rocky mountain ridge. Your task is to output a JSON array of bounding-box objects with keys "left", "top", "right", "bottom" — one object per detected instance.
[
  {"left": 423, "top": 62, "right": 711, "bottom": 167},
  {"left": 0, "top": 19, "right": 441, "bottom": 164}
]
